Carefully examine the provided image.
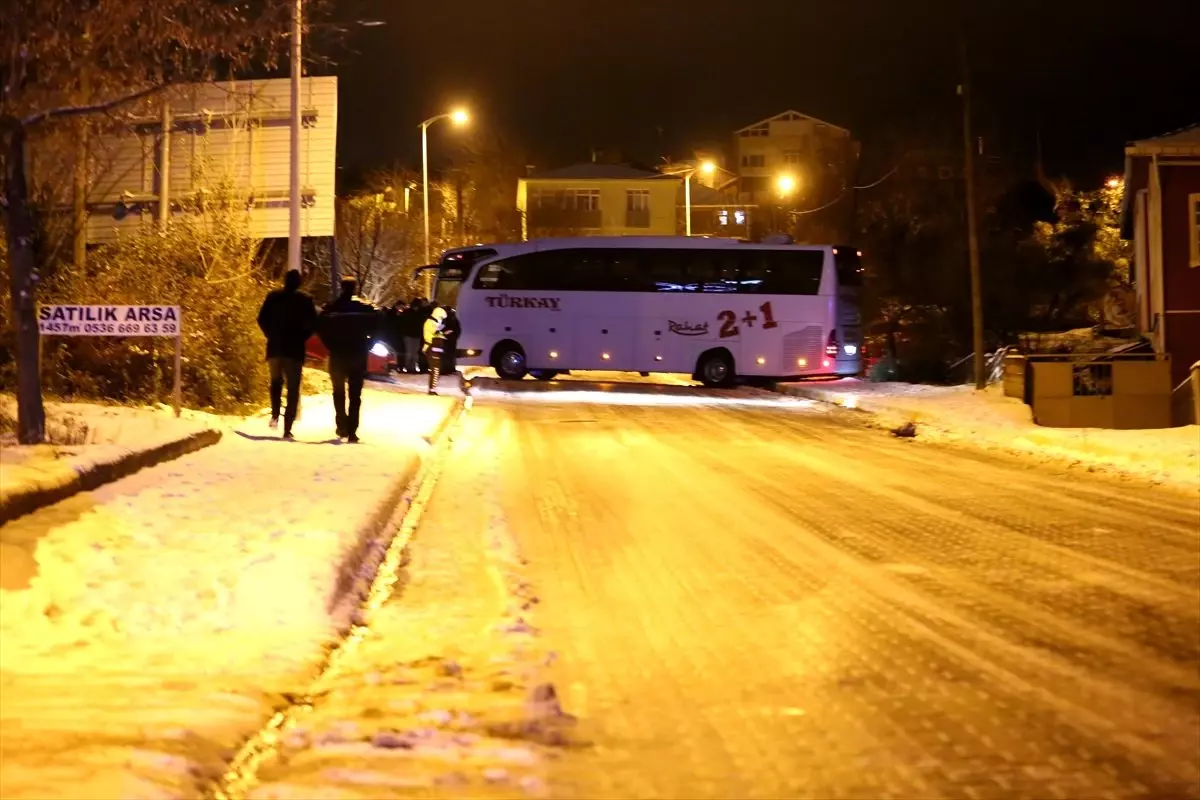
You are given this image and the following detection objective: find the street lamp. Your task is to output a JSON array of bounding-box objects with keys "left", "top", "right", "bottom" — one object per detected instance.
[
  {"left": 776, "top": 174, "right": 797, "bottom": 197},
  {"left": 682, "top": 160, "right": 717, "bottom": 237},
  {"left": 420, "top": 108, "right": 469, "bottom": 288}
]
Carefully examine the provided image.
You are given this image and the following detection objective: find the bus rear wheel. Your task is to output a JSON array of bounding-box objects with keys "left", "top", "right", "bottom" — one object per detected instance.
[
  {"left": 491, "top": 341, "right": 528, "bottom": 381},
  {"left": 530, "top": 369, "right": 560, "bottom": 381},
  {"left": 697, "top": 350, "right": 735, "bottom": 388}
]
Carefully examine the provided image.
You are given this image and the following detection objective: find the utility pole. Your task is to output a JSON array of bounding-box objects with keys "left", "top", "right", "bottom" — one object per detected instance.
[
  {"left": 288, "top": 0, "right": 303, "bottom": 274},
  {"left": 960, "top": 32, "right": 986, "bottom": 390}
]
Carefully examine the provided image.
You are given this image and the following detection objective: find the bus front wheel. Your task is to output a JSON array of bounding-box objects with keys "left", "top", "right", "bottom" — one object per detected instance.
[
  {"left": 491, "top": 341, "right": 528, "bottom": 381},
  {"left": 697, "top": 350, "right": 735, "bottom": 388}
]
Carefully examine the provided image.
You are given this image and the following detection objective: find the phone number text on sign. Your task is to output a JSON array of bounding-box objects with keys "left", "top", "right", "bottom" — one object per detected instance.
[{"left": 37, "top": 305, "right": 182, "bottom": 337}]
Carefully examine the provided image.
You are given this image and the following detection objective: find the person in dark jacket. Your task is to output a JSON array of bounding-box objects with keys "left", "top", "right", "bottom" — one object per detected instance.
[
  {"left": 387, "top": 301, "right": 408, "bottom": 372},
  {"left": 440, "top": 307, "right": 462, "bottom": 376},
  {"left": 399, "top": 299, "right": 425, "bottom": 374},
  {"left": 256, "top": 270, "right": 316, "bottom": 439},
  {"left": 316, "top": 278, "right": 381, "bottom": 443}
]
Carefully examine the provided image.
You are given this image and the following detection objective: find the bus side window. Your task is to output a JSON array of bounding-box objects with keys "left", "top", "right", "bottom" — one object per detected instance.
[
  {"left": 737, "top": 250, "right": 822, "bottom": 294},
  {"left": 472, "top": 261, "right": 507, "bottom": 290},
  {"left": 648, "top": 250, "right": 687, "bottom": 292},
  {"left": 605, "top": 250, "right": 653, "bottom": 292},
  {"left": 681, "top": 252, "right": 717, "bottom": 292}
]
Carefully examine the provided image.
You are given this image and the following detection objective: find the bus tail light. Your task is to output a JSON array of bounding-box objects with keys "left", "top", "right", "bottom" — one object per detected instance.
[
  {"left": 823, "top": 359, "right": 831, "bottom": 368},
  {"left": 825, "top": 330, "right": 839, "bottom": 358}
]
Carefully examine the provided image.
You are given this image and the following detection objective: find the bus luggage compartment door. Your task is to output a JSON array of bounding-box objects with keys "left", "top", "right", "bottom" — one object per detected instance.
[{"left": 575, "top": 316, "right": 635, "bottom": 372}]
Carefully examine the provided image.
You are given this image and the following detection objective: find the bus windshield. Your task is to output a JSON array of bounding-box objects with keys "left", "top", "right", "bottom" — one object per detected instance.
[{"left": 435, "top": 247, "right": 496, "bottom": 307}]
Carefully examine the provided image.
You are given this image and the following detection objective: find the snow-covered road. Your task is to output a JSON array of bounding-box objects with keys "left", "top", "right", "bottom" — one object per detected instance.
[
  {"left": 453, "top": 378, "right": 1198, "bottom": 798},
  {"left": 3, "top": 375, "right": 1196, "bottom": 799}
]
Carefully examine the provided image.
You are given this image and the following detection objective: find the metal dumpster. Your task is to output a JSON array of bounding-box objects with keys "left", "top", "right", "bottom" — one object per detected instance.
[{"left": 1027, "top": 353, "right": 1173, "bottom": 429}]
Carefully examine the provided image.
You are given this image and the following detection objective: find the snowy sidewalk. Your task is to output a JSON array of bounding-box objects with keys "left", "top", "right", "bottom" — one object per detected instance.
[
  {"left": 0, "top": 388, "right": 458, "bottom": 800},
  {"left": 0, "top": 398, "right": 222, "bottom": 526},
  {"left": 777, "top": 379, "right": 1199, "bottom": 491}
]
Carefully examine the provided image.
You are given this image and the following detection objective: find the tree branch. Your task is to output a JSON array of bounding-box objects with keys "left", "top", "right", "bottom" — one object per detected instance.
[{"left": 20, "top": 84, "right": 164, "bottom": 128}]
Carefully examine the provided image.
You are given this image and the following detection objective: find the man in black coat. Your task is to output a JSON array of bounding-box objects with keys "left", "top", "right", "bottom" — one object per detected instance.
[
  {"left": 316, "top": 277, "right": 381, "bottom": 443},
  {"left": 256, "top": 269, "right": 316, "bottom": 439}
]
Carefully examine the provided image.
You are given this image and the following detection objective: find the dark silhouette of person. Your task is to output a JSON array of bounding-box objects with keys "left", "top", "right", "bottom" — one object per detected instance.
[
  {"left": 316, "top": 278, "right": 380, "bottom": 443},
  {"left": 440, "top": 307, "right": 462, "bottom": 376},
  {"left": 256, "top": 269, "right": 316, "bottom": 440}
]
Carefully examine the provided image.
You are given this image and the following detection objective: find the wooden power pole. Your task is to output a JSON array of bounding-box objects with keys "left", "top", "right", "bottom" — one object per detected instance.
[{"left": 960, "top": 33, "right": 986, "bottom": 390}]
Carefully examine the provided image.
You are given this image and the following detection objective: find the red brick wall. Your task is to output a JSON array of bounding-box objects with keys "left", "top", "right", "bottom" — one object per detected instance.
[{"left": 1160, "top": 164, "right": 1200, "bottom": 387}]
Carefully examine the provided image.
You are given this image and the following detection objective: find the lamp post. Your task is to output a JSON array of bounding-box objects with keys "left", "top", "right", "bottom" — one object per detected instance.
[
  {"left": 419, "top": 108, "right": 469, "bottom": 293},
  {"left": 683, "top": 160, "right": 716, "bottom": 236},
  {"left": 288, "top": 9, "right": 384, "bottom": 277},
  {"left": 288, "top": 0, "right": 302, "bottom": 274}
]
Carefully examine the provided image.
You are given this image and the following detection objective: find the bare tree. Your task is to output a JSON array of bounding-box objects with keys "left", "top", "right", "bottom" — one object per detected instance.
[
  {"left": 336, "top": 186, "right": 424, "bottom": 306},
  {"left": 1, "top": 0, "right": 297, "bottom": 443}
]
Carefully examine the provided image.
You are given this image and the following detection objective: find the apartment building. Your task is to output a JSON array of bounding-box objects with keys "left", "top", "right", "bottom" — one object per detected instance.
[{"left": 517, "top": 163, "right": 679, "bottom": 239}]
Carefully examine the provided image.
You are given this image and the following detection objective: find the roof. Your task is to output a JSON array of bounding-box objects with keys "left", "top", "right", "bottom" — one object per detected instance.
[
  {"left": 524, "top": 163, "right": 677, "bottom": 181},
  {"left": 735, "top": 109, "right": 850, "bottom": 136},
  {"left": 1125, "top": 122, "right": 1200, "bottom": 156}
]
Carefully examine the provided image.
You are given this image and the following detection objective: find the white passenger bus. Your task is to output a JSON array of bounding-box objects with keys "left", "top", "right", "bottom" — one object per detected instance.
[{"left": 426, "top": 237, "right": 863, "bottom": 387}]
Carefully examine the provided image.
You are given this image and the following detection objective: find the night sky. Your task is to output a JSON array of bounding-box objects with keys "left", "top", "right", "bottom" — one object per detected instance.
[{"left": 327, "top": 0, "right": 1197, "bottom": 188}]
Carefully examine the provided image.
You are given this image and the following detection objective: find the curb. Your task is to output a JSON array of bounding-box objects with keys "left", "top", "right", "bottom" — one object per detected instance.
[
  {"left": 214, "top": 394, "right": 469, "bottom": 800},
  {"left": 0, "top": 427, "right": 223, "bottom": 526},
  {"left": 325, "top": 394, "right": 467, "bottom": 629},
  {"left": 772, "top": 382, "right": 878, "bottom": 418}
]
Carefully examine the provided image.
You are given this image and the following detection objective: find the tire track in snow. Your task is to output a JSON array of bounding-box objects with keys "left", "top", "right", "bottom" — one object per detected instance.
[{"left": 205, "top": 398, "right": 471, "bottom": 800}]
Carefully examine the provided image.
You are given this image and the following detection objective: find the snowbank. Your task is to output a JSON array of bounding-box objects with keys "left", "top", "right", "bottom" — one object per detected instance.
[
  {"left": 0, "top": 388, "right": 459, "bottom": 800},
  {"left": 778, "top": 379, "right": 1199, "bottom": 491},
  {"left": 0, "top": 397, "right": 226, "bottom": 526}
]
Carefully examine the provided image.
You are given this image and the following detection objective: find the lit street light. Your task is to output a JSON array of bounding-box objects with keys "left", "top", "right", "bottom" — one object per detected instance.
[
  {"left": 1106, "top": 176, "right": 1123, "bottom": 189},
  {"left": 776, "top": 174, "right": 797, "bottom": 197},
  {"left": 420, "top": 108, "right": 469, "bottom": 292}
]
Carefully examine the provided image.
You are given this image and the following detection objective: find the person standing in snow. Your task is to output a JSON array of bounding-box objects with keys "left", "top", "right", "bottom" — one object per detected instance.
[
  {"left": 316, "top": 278, "right": 381, "bottom": 443},
  {"left": 400, "top": 298, "right": 425, "bottom": 374},
  {"left": 440, "top": 307, "right": 462, "bottom": 376},
  {"left": 256, "top": 269, "right": 316, "bottom": 440},
  {"left": 423, "top": 306, "right": 448, "bottom": 395}
]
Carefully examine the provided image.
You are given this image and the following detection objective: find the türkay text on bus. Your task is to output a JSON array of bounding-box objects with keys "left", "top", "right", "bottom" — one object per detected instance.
[{"left": 417, "top": 236, "right": 863, "bottom": 388}]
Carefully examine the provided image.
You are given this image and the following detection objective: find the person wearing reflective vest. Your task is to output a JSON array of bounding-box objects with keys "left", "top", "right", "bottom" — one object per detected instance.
[{"left": 423, "top": 306, "right": 448, "bottom": 395}]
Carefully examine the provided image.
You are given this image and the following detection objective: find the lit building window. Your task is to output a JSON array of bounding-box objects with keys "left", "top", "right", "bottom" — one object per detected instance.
[
  {"left": 734, "top": 209, "right": 746, "bottom": 225},
  {"left": 718, "top": 209, "right": 729, "bottom": 226}
]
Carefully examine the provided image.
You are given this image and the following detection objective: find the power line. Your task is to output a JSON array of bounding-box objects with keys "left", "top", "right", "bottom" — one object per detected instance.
[{"left": 787, "top": 155, "right": 906, "bottom": 216}]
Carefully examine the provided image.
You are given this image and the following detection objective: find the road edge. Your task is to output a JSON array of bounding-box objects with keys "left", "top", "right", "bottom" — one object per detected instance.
[
  {"left": 771, "top": 380, "right": 1200, "bottom": 495},
  {"left": 0, "top": 427, "right": 223, "bottom": 526},
  {"left": 325, "top": 394, "right": 467, "bottom": 636},
  {"left": 209, "top": 394, "right": 470, "bottom": 800}
]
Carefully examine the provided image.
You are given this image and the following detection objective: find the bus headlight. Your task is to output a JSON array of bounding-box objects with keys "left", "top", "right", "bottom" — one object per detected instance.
[
  {"left": 843, "top": 344, "right": 858, "bottom": 356},
  {"left": 370, "top": 341, "right": 391, "bottom": 357}
]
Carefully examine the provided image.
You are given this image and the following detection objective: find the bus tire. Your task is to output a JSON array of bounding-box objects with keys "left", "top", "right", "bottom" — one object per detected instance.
[
  {"left": 530, "top": 369, "right": 559, "bottom": 381},
  {"left": 491, "top": 340, "right": 528, "bottom": 381},
  {"left": 696, "top": 349, "right": 735, "bottom": 388}
]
